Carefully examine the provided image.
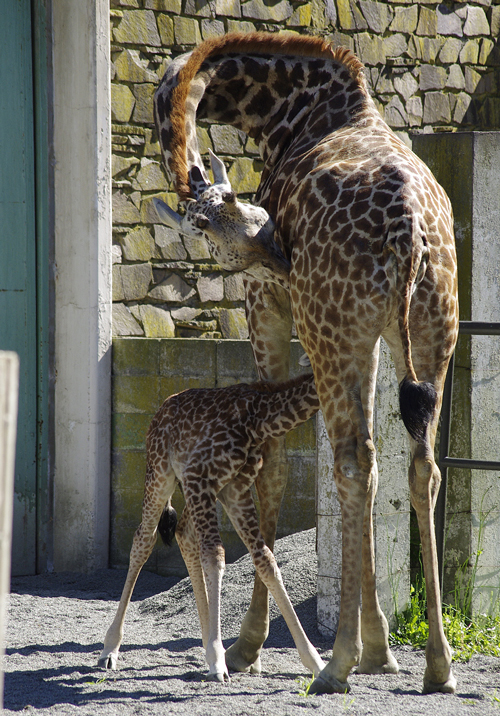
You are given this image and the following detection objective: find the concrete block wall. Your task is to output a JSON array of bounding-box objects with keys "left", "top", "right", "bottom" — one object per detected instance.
[
  {"left": 110, "top": 0, "right": 500, "bottom": 340},
  {"left": 111, "top": 338, "right": 317, "bottom": 575}
]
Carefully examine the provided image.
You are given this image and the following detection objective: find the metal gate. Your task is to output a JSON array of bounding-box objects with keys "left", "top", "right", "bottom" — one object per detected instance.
[{"left": 436, "top": 320, "right": 500, "bottom": 593}]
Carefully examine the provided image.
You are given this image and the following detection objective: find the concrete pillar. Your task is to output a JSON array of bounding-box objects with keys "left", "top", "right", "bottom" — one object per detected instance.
[
  {"left": 52, "top": 0, "right": 112, "bottom": 570},
  {"left": 469, "top": 135, "right": 500, "bottom": 614},
  {"left": 412, "top": 132, "right": 500, "bottom": 614},
  {"left": 317, "top": 339, "right": 411, "bottom": 636},
  {"left": 0, "top": 352, "right": 19, "bottom": 707}
]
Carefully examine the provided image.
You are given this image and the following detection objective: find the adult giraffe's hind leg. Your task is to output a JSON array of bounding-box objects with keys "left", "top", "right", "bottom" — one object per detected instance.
[
  {"left": 357, "top": 461, "right": 399, "bottom": 675},
  {"left": 356, "top": 343, "right": 399, "bottom": 675},
  {"left": 309, "top": 362, "right": 386, "bottom": 695},
  {"left": 225, "top": 280, "right": 292, "bottom": 675},
  {"left": 410, "top": 438, "right": 456, "bottom": 694},
  {"left": 384, "top": 316, "right": 456, "bottom": 694}
]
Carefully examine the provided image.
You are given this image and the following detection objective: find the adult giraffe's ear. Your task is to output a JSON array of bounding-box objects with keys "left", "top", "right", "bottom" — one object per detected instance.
[{"left": 152, "top": 198, "right": 182, "bottom": 229}]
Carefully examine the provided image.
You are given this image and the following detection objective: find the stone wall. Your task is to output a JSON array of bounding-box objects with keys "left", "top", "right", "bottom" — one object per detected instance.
[
  {"left": 111, "top": 338, "right": 317, "bottom": 575},
  {"left": 110, "top": 0, "right": 500, "bottom": 339}
]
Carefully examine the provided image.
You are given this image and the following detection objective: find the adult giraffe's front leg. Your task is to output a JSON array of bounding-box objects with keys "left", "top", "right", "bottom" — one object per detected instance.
[
  {"left": 219, "top": 476, "right": 325, "bottom": 677},
  {"left": 225, "top": 279, "right": 292, "bottom": 674}
]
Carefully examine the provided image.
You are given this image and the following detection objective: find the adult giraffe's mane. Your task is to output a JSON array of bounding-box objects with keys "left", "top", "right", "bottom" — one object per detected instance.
[{"left": 168, "top": 32, "right": 365, "bottom": 199}]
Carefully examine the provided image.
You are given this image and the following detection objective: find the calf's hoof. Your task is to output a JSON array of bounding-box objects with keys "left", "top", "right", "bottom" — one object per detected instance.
[
  {"left": 97, "top": 653, "right": 117, "bottom": 670},
  {"left": 206, "top": 670, "right": 230, "bottom": 683}
]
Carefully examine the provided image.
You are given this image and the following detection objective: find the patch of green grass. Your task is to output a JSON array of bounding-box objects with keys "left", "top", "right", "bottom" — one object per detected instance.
[
  {"left": 390, "top": 573, "right": 500, "bottom": 661},
  {"left": 443, "top": 607, "right": 500, "bottom": 662},
  {"left": 390, "top": 575, "right": 429, "bottom": 649},
  {"left": 392, "top": 489, "right": 500, "bottom": 661}
]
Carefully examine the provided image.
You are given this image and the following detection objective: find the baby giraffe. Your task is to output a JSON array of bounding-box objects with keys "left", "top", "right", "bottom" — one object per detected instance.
[{"left": 98, "top": 366, "right": 324, "bottom": 682}]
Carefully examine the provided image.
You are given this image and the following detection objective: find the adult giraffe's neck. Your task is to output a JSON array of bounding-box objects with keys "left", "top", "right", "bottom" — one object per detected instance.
[
  {"left": 196, "top": 53, "right": 367, "bottom": 167},
  {"left": 154, "top": 33, "right": 369, "bottom": 200}
]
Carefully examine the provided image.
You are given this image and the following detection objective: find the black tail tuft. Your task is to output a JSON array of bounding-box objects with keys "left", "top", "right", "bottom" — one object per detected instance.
[
  {"left": 399, "top": 377, "right": 437, "bottom": 444},
  {"left": 158, "top": 505, "right": 178, "bottom": 546}
]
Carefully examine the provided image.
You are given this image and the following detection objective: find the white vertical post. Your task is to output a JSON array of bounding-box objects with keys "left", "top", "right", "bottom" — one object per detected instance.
[
  {"left": 52, "top": 0, "right": 112, "bottom": 571},
  {"left": 0, "top": 352, "right": 19, "bottom": 707}
]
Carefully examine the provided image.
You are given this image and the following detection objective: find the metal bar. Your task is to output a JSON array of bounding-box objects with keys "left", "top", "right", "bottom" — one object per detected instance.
[
  {"left": 459, "top": 321, "right": 500, "bottom": 335},
  {"left": 440, "top": 457, "right": 500, "bottom": 470}
]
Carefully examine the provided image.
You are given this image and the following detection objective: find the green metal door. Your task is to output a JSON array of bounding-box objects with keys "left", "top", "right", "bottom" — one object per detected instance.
[{"left": 0, "top": 4, "right": 38, "bottom": 575}]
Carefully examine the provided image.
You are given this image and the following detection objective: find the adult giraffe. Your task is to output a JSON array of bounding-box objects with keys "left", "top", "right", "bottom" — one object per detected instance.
[{"left": 153, "top": 32, "right": 459, "bottom": 695}]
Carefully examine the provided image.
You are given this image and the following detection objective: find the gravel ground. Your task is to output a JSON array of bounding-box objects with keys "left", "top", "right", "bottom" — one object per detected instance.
[{"left": 4, "top": 529, "right": 500, "bottom": 715}]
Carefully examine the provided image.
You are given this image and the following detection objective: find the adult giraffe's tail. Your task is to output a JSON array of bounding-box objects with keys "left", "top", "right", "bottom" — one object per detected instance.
[
  {"left": 389, "top": 216, "right": 437, "bottom": 444},
  {"left": 399, "top": 377, "right": 437, "bottom": 444}
]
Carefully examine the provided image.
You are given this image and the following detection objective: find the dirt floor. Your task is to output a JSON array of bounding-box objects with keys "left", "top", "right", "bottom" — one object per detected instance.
[{"left": 4, "top": 530, "right": 500, "bottom": 715}]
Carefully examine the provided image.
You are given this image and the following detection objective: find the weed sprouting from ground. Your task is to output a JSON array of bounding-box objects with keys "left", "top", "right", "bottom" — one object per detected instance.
[
  {"left": 390, "top": 577, "right": 500, "bottom": 660},
  {"left": 490, "top": 689, "right": 500, "bottom": 707},
  {"left": 295, "top": 675, "right": 355, "bottom": 708},
  {"left": 296, "top": 674, "right": 315, "bottom": 697},
  {"left": 342, "top": 691, "right": 356, "bottom": 711}
]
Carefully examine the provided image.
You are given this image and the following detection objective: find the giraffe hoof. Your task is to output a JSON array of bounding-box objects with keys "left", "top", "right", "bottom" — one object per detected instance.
[
  {"left": 422, "top": 670, "right": 456, "bottom": 694},
  {"left": 308, "top": 674, "right": 350, "bottom": 695},
  {"left": 97, "top": 653, "right": 117, "bottom": 670},
  {"left": 225, "top": 645, "right": 261, "bottom": 674},
  {"left": 357, "top": 649, "right": 399, "bottom": 675},
  {"left": 249, "top": 657, "right": 262, "bottom": 674},
  {"left": 206, "top": 671, "right": 230, "bottom": 683}
]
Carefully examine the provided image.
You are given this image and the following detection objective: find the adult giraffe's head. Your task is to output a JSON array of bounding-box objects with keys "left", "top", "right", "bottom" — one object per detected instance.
[{"left": 153, "top": 150, "right": 290, "bottom": 290}]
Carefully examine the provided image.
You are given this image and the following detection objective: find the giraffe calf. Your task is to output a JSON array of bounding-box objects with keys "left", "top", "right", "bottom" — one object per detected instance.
[{"left": 98, "top": 370, "right": 324, "bottom": 683}]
